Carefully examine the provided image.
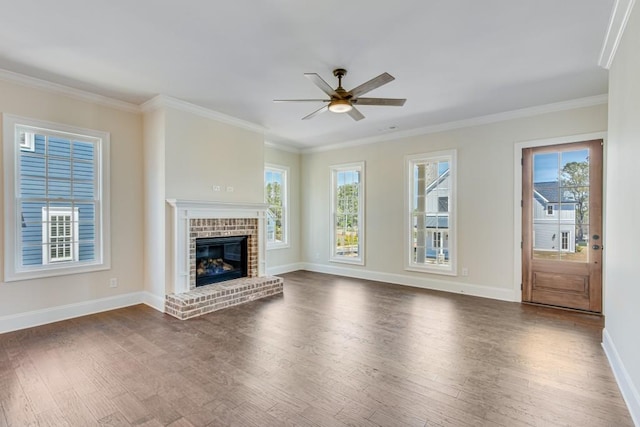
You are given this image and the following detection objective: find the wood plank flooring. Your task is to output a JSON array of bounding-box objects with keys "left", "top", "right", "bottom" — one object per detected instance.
[{"left": 0, "top": 271, "right": 633, "bottom": 426}]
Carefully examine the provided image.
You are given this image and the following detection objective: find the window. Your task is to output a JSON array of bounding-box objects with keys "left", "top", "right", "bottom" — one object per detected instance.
[
  {"left": 42, "top": 207, "right": 79, "bottom": 264},
  {"left": 432, "top": 231, "right": 443, "bottom": 248},
  {"left": 405, "top": 150, "right": 456, "bottom": 275},
  {"left": 438, "top": 196, "right": 448, "bottom": 212},
  {"left": 264, "top": 165, "right": 288, "bottom": 248},
  {"left": 3, "top": 114, "right": 110, "bottom": 281},
  {"left": 561, "top": 231, "right": 569, "bottom": 251},
  {"left": 330, "top": 162, "right": 364, "bottom": 264},
  {"left": 546, "top": 204, "right": 554, "bottom": 215}
]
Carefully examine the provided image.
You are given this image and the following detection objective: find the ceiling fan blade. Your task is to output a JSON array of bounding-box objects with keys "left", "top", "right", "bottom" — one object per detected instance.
[
  {"left": 305, "top": 73, "right": 338, "bottom": 97},
  {"left": 353, "top": 97, "right": 406, "bottom": 106},
  {"left": 273, "top": 99, "right": 329, "bottom": 103},
  {"left": 347, "top": 107, "right": 365, "bottom": 121},
  {"left": 302, "top": 105, "right": 329, "bottom": 120},
  {"left": 349, "top": 72, "right": 395, "bottom": 98}
]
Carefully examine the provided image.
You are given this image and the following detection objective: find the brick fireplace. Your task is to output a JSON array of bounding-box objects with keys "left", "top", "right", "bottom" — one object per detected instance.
[
  {"left": 190, "top": 218, "right": 258, "bottom": 288},
  {"left": 164, "top": 200, "right": 283, "bottom": 320}
]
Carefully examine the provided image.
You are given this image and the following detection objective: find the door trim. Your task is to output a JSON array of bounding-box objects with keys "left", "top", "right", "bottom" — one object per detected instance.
[{"left": 513, "top": 132, "right": 607, "bottom": 303}]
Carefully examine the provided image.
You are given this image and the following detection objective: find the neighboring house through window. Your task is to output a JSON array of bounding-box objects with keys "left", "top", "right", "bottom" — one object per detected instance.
[
  {"left": 405, "top": 150, "right": 456, "bottom": 275},
  {"left": 3, "top": 115, "right": 110, "bottom": 281},
  {"left": 330, "top": 162, "right": 364, "bottom": 264},
  {"left": 532, "top": 181, "right": 578, "bottom": 253},
  {"left": 265, "top": 165, "right": 288, "bottom": 248}
]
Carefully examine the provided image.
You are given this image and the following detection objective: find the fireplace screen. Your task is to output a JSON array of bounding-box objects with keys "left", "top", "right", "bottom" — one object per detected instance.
[{"left": 195, "top": 236, "right": 248, "bottom": 286}]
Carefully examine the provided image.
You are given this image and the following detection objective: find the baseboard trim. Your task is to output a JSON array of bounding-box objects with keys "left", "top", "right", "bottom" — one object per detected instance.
[
  {"left": 0, "top": 292, "right": 149, "bottom": 334},
  {"left": 142, "top": 291, "right": 166, "bottom": 313},
  {"left": 266, "top": 262, "right": 306, "bottom": 276},
  {"left": 301, "top": 263, "right": 517, "bottom": 302},
  {"left": 602, "top": 328, "right": 640, "bottom": 426}
]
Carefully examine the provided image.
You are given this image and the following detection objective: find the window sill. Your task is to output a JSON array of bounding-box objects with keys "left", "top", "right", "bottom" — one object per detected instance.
[
  {"left": 267, "top": 242, "right": 290, "bottom": 251},
  {"left": 330, "top": 256, "right": 364, "bottom": 266},
  {"left": 5, "top": 261, "right": 110, "bottom": 282},
  {"left": 405, "top": 265, "right": 457, "bottom": 277}
]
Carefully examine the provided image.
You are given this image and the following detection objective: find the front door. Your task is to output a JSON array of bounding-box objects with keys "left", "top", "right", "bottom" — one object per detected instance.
[{"left": 522, "top": 140, "right": 603, "bottom": 312}]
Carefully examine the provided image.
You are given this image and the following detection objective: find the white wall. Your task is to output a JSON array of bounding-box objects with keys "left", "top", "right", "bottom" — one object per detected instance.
[
  {"left": 164, "top": 107, "right": 264, "bottom": 203},
  {"left": 301, "top": 104, "right": 607, "bottom": 300},
  {"left": 142, "top": 108, "right": 166, "bottom": 307},
  {"left": 264, "top": 146, "right": 302, "bottom": 273},
  {"left": 0, "top": 79, "right": 144, "bottom": 321},
  {"left": 604, "top": 3, "right": 640, "bottom": 424},
  {"left": 142, "top": 103, "right": 266, "bottom": 300}
]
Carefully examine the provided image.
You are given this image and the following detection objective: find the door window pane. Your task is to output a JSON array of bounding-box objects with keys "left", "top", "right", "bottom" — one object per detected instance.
[{"left": 532, "top": 149, "right": 589, "bottom": 262}]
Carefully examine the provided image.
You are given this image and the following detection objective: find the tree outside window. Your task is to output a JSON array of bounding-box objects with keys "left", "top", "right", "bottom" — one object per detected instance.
[
  {"left": 331, "top": 162, "right": 364, "bottom": 265},
  {"left": 265, "top": 165, "right": 288, "bottom": 248}
]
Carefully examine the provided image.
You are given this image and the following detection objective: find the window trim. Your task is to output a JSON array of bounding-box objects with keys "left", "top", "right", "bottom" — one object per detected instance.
[
  {"left": 330, "top": 161, "right": 365, "bottom": 265},
  {"left": 3, "top": 114, "right": 111, "bottom": 282},
  {"left": 404, "top": 149, "right": 457, "bottom": 275},
  {"left": 264, "top": 163, "right": 290, "bottom": 250}
]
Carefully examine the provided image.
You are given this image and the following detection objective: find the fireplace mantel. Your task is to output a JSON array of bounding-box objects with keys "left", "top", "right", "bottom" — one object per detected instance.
[
  {"left": 166, "top": 199, "right": 268, "bottom": 295},
  {"left": 166, "top": 199, "right": 268, "bottom": 217}
]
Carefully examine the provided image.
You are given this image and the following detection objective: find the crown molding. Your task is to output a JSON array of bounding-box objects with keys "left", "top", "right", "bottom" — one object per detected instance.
[
  {"left": 302, "top": 94, "right": 609, "bottom": 154},
  {"left": 0, "top": 68, "right": 141, "bottom": 114},
  {"left": 599, "top": 0, "right": 636, "bottom": 69},
  {"left": 263, "top": 140, "right": 301, "bottom": 154},
  {"left": 141, "top": 94, "right": 266, "bottom": 135}
]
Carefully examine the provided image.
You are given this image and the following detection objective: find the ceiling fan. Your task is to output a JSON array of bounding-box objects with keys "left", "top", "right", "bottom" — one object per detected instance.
[{"left": 274, "top": 68, "right": 406, "bottom": 121}]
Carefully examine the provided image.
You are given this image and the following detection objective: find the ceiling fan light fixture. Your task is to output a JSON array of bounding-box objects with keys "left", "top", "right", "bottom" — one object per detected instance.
[{"left": 328, "top": 99, "right": 353, "bottom": 113}]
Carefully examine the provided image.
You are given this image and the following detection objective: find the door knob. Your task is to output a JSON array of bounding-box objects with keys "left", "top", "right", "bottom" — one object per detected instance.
[{"left": 592, "top": 245, "right": 601, "bottom": 250}]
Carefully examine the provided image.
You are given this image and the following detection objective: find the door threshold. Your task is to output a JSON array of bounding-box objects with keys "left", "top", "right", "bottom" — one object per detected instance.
[{"left": 522, "top": 301, "right": 603, "bottom": 317}]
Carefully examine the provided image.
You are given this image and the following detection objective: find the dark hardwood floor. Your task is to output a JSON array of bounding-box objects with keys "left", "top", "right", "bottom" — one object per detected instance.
[{"left": 0, "top": 271, "right": 633, "bottom": 426}]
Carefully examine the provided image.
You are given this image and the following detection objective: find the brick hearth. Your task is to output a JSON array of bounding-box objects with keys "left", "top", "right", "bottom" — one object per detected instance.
[
  {"left": 164, "top": 211, "right": 283, "bottom": 320},
  {"left": 165, "top": 276, "right": 283, "bottom": 320}
]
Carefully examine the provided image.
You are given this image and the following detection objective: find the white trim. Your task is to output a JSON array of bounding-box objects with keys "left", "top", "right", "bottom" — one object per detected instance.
[
  {"left": 142, "top": 291, "right": 166, "bottom": 313},
  {"left": 513, "top": 131, "right": 607, "bottom": 303},
  {"left": 302, "top": 263, "right": 517, "bottom": 302},
  {"left": 165, "top": 199, "right": 269, "bottom": 295},
  {"left": 602, "top": 329, "right": 640, "bottom": 426},
  {"left": 0, "top": 292, "right": 151, "bottom": 334},
  {"left": 264, "top": 140, "right": 301, "bottom": 154},
  {"left": 330, "top": 162, "right": 365, "bottom": 265},
  {"left": 599, "top": 0, "right": 636, "bottom": 69},
  {"left": 404, "top": 150, "right": 457, "bottom": 276},
  {"left": 266, "top": 262, "right": 305, "bottom": 276},
  {"left": 303, "top": 95, "right": 608, "bottom": 154},
  {"left": 0, "top": 68, "right": 140, "bottom": 113},
  {"left": 141, "top": 94, "right": 265, "bottom": 134}
]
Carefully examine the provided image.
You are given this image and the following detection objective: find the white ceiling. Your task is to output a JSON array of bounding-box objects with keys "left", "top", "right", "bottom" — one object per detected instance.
[{"left": 0, "top": 1, "right": 614, "bottom": 149}]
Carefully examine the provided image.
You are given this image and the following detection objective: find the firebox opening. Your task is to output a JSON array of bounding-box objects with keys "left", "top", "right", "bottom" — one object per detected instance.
[{"left": 195, "top": 236, "right": 248, "bottom": 286}]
